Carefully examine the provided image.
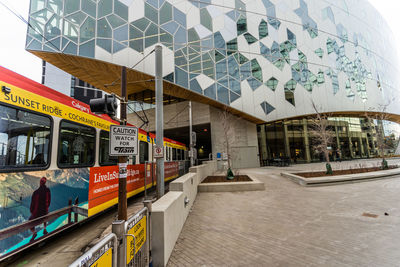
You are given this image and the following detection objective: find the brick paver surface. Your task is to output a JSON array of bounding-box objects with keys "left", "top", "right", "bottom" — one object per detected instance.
[{"left": 168, "top": 159, "right": 400, "bottom": 266}]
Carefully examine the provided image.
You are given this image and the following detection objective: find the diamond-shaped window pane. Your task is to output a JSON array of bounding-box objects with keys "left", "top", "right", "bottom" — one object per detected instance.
[
  {"left": 244, "top": 33, "right": 257, "bottom": 45},
  {"left": 266, "top": 77, "right": 278, "bottom": 91},
  {"left": 259, "top": 20, "right": 268, "bottom": 39}
]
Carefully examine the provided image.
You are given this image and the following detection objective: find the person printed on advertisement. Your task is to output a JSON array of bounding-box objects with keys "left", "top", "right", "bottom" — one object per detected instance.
[{"left": 29, "top": 177, "right": 51, "bottom": 242}]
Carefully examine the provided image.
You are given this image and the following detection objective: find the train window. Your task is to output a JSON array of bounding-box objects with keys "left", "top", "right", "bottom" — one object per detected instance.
[
  {"left": 0, "top": 104, "right": 51, "bottom": 170},
  {"left": 58, "top": 120, "right": 95, "bottom": 167},
  {"left": 99, "top": 130, "right": 118, "bottom": 166},
  {"left": 139, "top": 141, "right": 148, "bottom": 164},
  {"left": 177, "top": 149, "right": 182, "bottom": 160},
  {"left": 172, "top": 148, "right": 176, "bottom": 160}
]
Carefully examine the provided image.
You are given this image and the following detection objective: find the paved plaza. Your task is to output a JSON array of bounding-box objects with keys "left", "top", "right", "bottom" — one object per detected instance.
[{"left": 168, "top": 159, "right": 400, "bottom": 266}]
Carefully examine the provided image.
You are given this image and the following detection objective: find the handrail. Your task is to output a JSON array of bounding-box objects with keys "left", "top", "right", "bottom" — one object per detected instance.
[{"left": 0, "top": 205, "right": 88, "bottom": 241}]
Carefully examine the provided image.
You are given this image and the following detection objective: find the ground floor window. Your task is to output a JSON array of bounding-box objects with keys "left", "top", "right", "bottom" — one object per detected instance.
[{"left": 258, "top": 116, "right": 400, "bottom": 165}]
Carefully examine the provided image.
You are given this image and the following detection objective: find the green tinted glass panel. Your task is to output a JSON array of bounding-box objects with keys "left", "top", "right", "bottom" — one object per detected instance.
[
  {"left": 188, "top": 28, "right": 199, "bottom": 42},
  {"left": 98, "top": 0, "right": 113, "bottom": 18},
  {"left": 80, "top": 17, "right": 95, "bottom": 42},
  {"left": 82, "top": 0, "right": 96, "bottom": 18},
  {"left": 66, "top": 11, "right": 87, "bottom": 26},
  {"left": 132, "top": 18, "right": 150, "bottom": 32},
  {"left": 315, "top": 48, "right": 323, "bottom": 58},
  {"left": 160, "top": 29, "right": 173, "bottom": 49},
  {"left": 238, "top": 53, "right": 248, "bottom": 64},
  {"left": 107, "top": 14, "right": 125, "bottom": 29},
  {"left": 304, "top": 81, "right": 313, "bottom": 92},
  {"left": 244, "top": 33, "right": 257, "bottom": 44},
  {"left": 160, "top": 2, "right": 172, "bottom": 24},
  {"left": 97, "top": 38, "right": 112, "bottom": 53},
  {"left": 145, "top": 3, "right": 158, "bottom": 24},
  {"left": 237, "top": 16, "right": 247, "bottom": 35},
  {"left": 63, "top": 20, "right": 78, "bottom": 43},
  {"left": 215, "top": 50, "right": 224, "bottom": 62},
  {"left": 266, "top": 77, "right": 278, "bottom": 91},
  {"left": 200, "top": 8, "right": 212, "bottom": 31},
  {"left": 97, "top": 18, "right": 112, "bottom": 38},
  {"left": 114, "top": 0, "right": 128, "bottom": 20},
  {"left": 317, "top": 70, "right": 325, "bottom": 85},
  {"left": 79, "top": 39, "right": 95, "bottom": 57},
  {"left": 45, "top": 14, "right": 62, "bottom": 39},
  {"left": 129, "top": 25, "right": 144, "bottom": 52},
  {"left": 273, "top": 59, "right": 284, "bottom": 70},
  {"left": 31, "top": 8, "right": 52, "bottom": 24},
  {"left": 284, "top": 79, "right": 296, "bottom": 91},
  {"left": 251, "top": 59, "right": 262, "bottom": 82},
  {"left": 31, "top": 0, "right": 45, "bottom": 13},
  {"left": 65, "top": 0, "right": 80, "bottom": 15},
  {"left": 47, "top": 0, "right": 63, "bottom": 16},
  {"left": 285, "top": 90, "right": 295, "bottom": 106},
  {"left": 145, "top": 23, "right": 158, "bottom": 48},
  {"left": 259, "top": 19, "right": 268, "bottom": 39},
  {"left": 227, "top": 38, "right": 237, "bottom": 55}
]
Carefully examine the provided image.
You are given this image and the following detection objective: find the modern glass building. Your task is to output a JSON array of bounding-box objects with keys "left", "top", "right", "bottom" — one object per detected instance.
[{"left": 26, "top": 0, "right": 400, "bottom": 165}]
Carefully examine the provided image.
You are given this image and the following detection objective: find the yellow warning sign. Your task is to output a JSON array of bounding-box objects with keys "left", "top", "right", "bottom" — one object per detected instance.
[
  {"left": 90, "top": 248, "right": 112, "bottom": 267},
  {"left": 126, "top": 215, "right": 147, "bottom": 264}
]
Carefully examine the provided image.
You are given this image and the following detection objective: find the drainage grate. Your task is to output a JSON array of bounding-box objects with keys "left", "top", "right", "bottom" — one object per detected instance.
[{"left": 362, "top": 212, "right": 378, "bottom": 218}]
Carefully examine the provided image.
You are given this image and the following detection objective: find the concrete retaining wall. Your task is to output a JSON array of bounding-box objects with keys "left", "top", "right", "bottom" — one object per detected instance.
[{"left": 151, "top": 161, "right": 217, "bottom": 266}]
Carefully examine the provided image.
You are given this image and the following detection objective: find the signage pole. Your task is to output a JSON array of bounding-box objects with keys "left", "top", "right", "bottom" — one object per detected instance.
[
  {"left": 118, "top": 66, "right": 128, "bottom": 221},
  {"left": 155, "top": 45, "right": 164, "bottom": 199}
]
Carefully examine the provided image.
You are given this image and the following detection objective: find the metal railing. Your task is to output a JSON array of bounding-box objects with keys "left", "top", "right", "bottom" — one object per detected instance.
[
  {"left": 69, "top": 233, "right": 118, "bottom": 267},
  {"left": 0, "top": 198, "right": 88, "bottom": 261},
  {"left": 70, "top": 200, "right": 152, "bottom": 267},
  {"left": 0, "top": 198, "right": 86, "bottom": 242}
]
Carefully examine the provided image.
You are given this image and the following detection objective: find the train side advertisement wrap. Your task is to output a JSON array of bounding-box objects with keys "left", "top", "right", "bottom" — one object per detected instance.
[
  {"left": 0, "top": 81, "right": 113, "bottom": 131},
  {"left": 88, "top": 162, "right": 179, "bottom": 217}
]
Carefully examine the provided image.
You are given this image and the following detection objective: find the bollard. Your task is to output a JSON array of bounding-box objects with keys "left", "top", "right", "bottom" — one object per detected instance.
[
  {"left": 112, "top": 220, "right": 126, "bottom": 267},
  {"left": 143, "top": 200, "right": 152, "bottom": 267}
]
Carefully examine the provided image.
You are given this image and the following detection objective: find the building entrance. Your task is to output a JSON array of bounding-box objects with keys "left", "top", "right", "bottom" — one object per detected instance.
[{"left": 164, "top": 123, "right": 211, "bottom": 163}]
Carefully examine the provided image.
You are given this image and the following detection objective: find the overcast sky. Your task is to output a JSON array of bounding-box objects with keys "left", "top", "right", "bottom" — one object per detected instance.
[{"left": 0, "top": 0, "right": 398, "bottom": 83}]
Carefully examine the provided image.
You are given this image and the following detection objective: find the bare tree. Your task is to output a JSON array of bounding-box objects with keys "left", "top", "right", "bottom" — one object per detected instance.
[
  {"left": 220, "top": 107, "right": 234, "bottom": 170},
  {"left": 365, "top": 100, "right": 394, "bottom": 168},
  {"left": 308, "top": 102, "right": 336, "bottom": 173}
]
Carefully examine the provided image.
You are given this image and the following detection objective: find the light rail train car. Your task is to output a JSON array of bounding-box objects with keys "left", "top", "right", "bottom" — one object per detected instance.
[{"left": 0, "top": 66, "right": 187, "bottom": 257}]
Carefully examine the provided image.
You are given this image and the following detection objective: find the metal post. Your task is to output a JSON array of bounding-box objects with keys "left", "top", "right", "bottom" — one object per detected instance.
[
  {"left": 143, "top": 200, "right": 152, "bottom": 266},
  {"left": 112, "top": 220, "right": 126, "bottom": 267},
  {"left": 189, "top": 101, "right": 194, "bottom": 167},
  {"left": 118, "top": 66, "right": 128, "bottom": 221},
  {"left": 74, "top": 197, "right": 79, "bottom": 223},
  {"left": 155, "top": 45, "right": 164, "bottom": 199}
]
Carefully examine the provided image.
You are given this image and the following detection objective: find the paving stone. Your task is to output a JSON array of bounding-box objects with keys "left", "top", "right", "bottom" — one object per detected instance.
[{"left": 167, "top": 158, "right": 400, "bottom": 266}]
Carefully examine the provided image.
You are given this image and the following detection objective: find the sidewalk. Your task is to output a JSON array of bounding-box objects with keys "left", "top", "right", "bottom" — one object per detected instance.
[{"left": 167, "top": 158, "right": 400, "bottom": 266}]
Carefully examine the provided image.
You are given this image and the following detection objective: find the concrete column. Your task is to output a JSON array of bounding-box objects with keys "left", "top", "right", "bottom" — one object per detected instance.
[
  {"left": 260, "top": 125, "right": 268, "bottom": 161},
  {"left": 335, "top": 126, "right": 341, "bottom": 150},
  {"left": 302, "top": 119, "right": 311, "bottom": 163},
  {"left": 359, "top": 136, "right": 364, "bottom": 157},
  {"left": 348, "top": 137, "right": 354, "bottom": 158},
  {"left": 283, "top": 123, "right": 291, "bottom": 158},
  {"left": 365, "top": 135, "right": 371, "bottom": 157}
]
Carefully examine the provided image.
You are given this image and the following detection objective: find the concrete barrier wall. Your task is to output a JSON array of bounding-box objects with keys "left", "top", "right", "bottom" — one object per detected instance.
[{"left": 151, "top": 161, "right": 217, "bottom": 266}]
